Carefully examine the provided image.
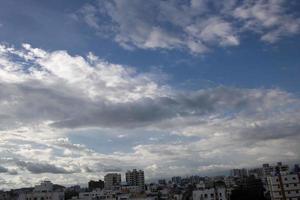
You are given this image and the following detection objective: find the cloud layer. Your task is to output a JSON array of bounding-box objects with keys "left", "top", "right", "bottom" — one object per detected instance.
[
  {"left": 0, "top": 43, "right": 300, "bottom": 188},
  {"left": 76, "top": 0, "right": 300, "bottom": 53}
]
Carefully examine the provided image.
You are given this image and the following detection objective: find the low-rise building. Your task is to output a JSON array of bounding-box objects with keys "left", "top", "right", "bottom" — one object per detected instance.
[
  {"left": 193, "top": 187, "right": 227, "bottom": 200},
  {"left": 18, "top": 181, "right": 64, "bottom": 200}
]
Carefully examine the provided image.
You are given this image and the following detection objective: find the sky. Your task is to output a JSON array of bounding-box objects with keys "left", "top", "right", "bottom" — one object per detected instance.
[{"left": 0, "top": 0, "right": 300, "bottom": 189}]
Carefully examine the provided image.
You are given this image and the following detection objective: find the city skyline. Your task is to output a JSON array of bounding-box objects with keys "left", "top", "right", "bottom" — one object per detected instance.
[{"left": 0, "top": 0, "right": 300, "bottom": 189}]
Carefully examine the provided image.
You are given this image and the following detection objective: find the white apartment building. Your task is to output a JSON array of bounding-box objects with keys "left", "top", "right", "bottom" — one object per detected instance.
[
  {"left": 193, "top": 187, "right": 227, "bottom": 200},
  {"left": 74, "top": 190, "right": 118, "bottom": 200},
  {"left": 267, "top": 173, "right": 300, "bottom": 200},
  {"left": 18, "top": 181, "right": 64, "bottom": 200},
  {"left": 74, "top": 190, "right": 153, "bottom": 200}
]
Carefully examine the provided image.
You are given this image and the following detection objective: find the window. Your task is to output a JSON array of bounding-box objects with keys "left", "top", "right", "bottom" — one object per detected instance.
[
  {"left": 294, "top": 183, "right": 297, "bottom": 187},
  {"left": 286, "top": 184, "right": 289, "bottom": 187},
  {"left": 285, "top": 178, "right": 288, "bottom": 181}
]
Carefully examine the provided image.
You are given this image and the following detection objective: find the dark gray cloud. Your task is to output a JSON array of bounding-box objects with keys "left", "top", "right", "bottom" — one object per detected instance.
[
  {"left": 16, "top": 161, "right": 73, "bottom": 174},
  {"left": 0, "top": 165, "right": 8, "bottom": 173},
  {"left": 103, "top": 168, "right": 122, "bottom": 173},
  {"left": 0, "top": 79, "right": 284, "bottom": 127},
  {"left": 1, "top": 78, "right": 300, "bottom": 145}
]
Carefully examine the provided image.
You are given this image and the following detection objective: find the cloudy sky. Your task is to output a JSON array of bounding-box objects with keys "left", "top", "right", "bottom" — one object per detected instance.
[{"left": 0, "top": 0, "right": 300, "bottom": 189}]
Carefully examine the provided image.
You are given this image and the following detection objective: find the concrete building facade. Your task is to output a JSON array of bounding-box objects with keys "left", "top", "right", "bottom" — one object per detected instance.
[
  {"left": 104, "top": 173, "right": 121, "bottom": 189},
  {"left": 193, "top": 187, "right": 227, "bottom": 200},
  {"left": 125, "top": 169, "right": 145, "bottom": 191},
  {"left": 267, "top": 174, "right": 300, "bottom": 200},
  {"left": 18, "top": 181, "right": 64, "bottom": 200}
]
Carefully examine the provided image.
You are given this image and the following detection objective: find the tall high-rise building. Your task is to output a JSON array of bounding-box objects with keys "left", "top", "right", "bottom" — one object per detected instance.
[
  {"left": 125, "top": 169, "right": 145, "bottom": 190},
  {"left": 104, "top": 173, "right": 121, "bottom": 189}
]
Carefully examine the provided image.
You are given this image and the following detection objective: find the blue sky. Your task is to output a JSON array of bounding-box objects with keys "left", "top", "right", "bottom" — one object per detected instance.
[
  {"left": 1, "top": 0, "right": 300, "bottom": 92},
  {"left": 0, "top": 0, "right": 300, "bottom": 188}
]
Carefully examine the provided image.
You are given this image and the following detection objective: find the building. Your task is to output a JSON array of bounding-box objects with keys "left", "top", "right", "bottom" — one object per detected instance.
[
  {"left": 75, "top": 190, "right": 116, "bottom": 200},
  {"left": 158, "top": 179, "right": 166, "bottom": 185},
  {"left": 18, "top": 181, "right": 64, "bottom": 200},
  {"left": 230, "top": 175, "right": 266, "bottom": 200},
  {"left": 262, "top": 162, "right": 290, "bottom": 195},
  {"left": 88, "top": 180, "right": 104, "bottom": 191},
  {"left": 193, "top": 187, "right": 227, "bottom": 200},
  {"left": 248, "top": 168, "right": 263, "bottom": 178},
  {"left": 230, "top": 168, "right": 248, "bottom": 178},
  {"left": 267, "top": 173, "right": 300, "bottom": 200},
  {"left": 121, "top": 184, "right": 141, "bottom": 194},
  {"left": 263, "top": 162, "right": 289, "bottom": 177},
  {"left": 0, "top": 191, "right": 11, "bottom": 200},
  {"left": 125, "top": 169, "right": 145, "bottom": 191},
  {"left": 293, "top": 164, "right": 300, "bottom": 174},
  {"left": 104, "top": 173, "right": 121, "bottom": 189},
  {"left": 171, "top": 176, "right": 182, "bottom": 185}
]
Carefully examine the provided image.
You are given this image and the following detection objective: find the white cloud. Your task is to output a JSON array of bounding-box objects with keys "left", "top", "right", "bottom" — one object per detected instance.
[
  {"left": 0, "top": 43, "right": 300, "bottom": 188},
  {"left": 233, "top": 0, "right": 300, "bottom": 42},
  {"left": 76, "top": 0, "right": 300, "bottom": 53}
]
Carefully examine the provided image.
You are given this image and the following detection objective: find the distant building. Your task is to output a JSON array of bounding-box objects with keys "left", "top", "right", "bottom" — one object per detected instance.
[
  {"left": 125, "top": 169, "right": 145, "bottom": 191},
  {"left": 158, "top": 179, "right": 166, "bottom": 185},
  {"left": 18, "top": 181, "right": 64, "bottom": 200},
  {"left": 230, "top": 168, "right": 248, "bottom": 178},
  {"left": 88, "top": 180, "right": 104, "bottom": 191},
  {"left": 293, "top": 164, "right": 300, "bottom": 173},
  {"left": 0, "top": 191, "right": 11, "bottom": 200},
  {"left": 171, "top": 176, "right": 182, "bottom": 185},
  {"left": 104, "top": 173, "right": 121, "bottom": 189},
  {"left": 248, "top": 168, "right": 263, "bottom": 178}
]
